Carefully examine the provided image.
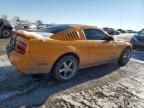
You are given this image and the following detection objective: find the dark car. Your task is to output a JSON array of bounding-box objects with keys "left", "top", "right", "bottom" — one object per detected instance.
[
  {"left": 130, "top": 29, "right": 144, "bottom": 51},
  {"left": 0, "top": 18, "right": 13, "bottom": 38},
  {"left": 127, "top": 30, "right": 137, "bottom": 33},
  {"left": 117, "top": 29, "right": 127, "bottom": 33},
  {"left": 115, "top": 30, "right": 121, "bottom": 35},
  {"left": 103, "top": 27, "right": 120, "bottom": 35}
]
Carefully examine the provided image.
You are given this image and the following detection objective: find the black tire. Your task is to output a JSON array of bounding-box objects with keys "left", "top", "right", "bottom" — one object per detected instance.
[
  {"left": 53, "top": 55, "right": 79, "bottom": 82},
  {"left": 1, "top": 27, "right": 12, "bottom": 38},
  {"left": 118, "top": 47, "right": 131, "bottom": 66}
]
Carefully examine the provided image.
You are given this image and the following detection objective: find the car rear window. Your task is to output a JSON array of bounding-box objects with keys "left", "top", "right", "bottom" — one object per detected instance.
[{"left": 37, "top": 25, "right": 72, "bottom": 34}]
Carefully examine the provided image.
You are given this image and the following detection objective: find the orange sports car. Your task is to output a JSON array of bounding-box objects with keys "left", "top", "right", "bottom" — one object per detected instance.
[{"left": 7, "top": 24, "right": 132, "bottom": 81}]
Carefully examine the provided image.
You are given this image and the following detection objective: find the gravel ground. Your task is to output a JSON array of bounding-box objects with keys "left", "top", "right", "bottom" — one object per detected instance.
[
  {"left": 43, "top": 60, "right": 144, "bottom": 108},
  {"left": 0, "top": 39, "right": 9, "bottom": 55},
  {"left": 0, "top": 50, "right": 144, "bottom": 108}
]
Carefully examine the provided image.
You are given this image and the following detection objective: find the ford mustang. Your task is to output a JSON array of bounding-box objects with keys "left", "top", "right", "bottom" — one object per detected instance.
[{"left": 7, "top": 24, "right": 132, "bottom": 81}]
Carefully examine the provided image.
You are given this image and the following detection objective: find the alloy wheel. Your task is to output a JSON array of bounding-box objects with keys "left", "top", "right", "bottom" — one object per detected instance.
[
  {"left": 122, "top": 49, "right": 131, "bottom": 64},
  {"left": 58, "top": 60, "right": 76, "bottom": 80}
]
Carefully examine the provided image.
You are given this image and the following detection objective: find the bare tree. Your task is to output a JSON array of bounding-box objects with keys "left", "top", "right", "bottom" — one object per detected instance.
[
  {"left": 23, "top": 20, "right": 30, "bottom": 25},
  {"left": 35, "top": 20, "right": 43, "bottom": 25},
  {"left": 1, "top": 15, "right": 8, "bottom": 20},
  {"left": 12, "top": 16, "right": 20, "bottom": 22},
  {"left": 12, "top": 16, "right": 21, "bottom": 30}
]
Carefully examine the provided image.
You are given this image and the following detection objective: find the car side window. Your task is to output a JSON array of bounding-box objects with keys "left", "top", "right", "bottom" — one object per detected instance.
[{"left": 84, "top": 29, "right": 108, "bottom": 40}]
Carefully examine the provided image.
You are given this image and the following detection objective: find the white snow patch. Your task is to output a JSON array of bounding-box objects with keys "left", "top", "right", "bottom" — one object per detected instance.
[
  {"left": 17, "top": 30, "right": 53, "bottom": 41},
  {"left": 130, "top": 58, "right": 144, "bottom": 64},
  {"left": 0, "top": 55, "right": 11, "bottom": 67}
]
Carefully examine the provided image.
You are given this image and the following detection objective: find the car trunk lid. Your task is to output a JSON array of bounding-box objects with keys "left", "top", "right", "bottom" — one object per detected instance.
[
  {"left": 14, "top": 30, "right": 53, "bottom": 40},
  {"left": 8, "top": 30, "right": 53, "bottom": 54}
]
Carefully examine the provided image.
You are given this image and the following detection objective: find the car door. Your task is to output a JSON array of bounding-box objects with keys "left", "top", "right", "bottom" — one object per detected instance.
[{"left": 83, "top": 28, "right": 116, "bottom": 65}]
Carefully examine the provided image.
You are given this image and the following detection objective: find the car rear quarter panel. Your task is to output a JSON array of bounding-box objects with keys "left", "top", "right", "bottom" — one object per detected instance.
[{"left": 29, "top": 39, "right": 89, "bottom": 73}]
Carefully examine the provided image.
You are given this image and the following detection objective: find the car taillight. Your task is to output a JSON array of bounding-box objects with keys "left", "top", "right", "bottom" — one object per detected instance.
[{"left": 16, "top": 41, "right": 27, "bottom": 54}]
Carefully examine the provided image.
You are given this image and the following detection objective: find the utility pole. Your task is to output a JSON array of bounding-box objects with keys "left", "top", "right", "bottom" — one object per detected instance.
[{"left": 120, "top": 16, "right": 123, "bottom": 29}]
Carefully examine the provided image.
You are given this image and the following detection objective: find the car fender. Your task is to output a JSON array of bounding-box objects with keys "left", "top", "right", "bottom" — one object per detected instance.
[
  {"left": 48, "top": 45, "right": 81, "bottom": 73},
  {"left": 53, "top": 45, "right": 81, "bottom": 63},
  {"left": 118, "top": 42, "right": 132, "bottom": 59}
]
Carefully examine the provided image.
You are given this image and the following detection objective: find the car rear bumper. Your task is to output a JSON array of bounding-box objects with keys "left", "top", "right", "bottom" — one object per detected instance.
[{"left": 7, "top": 46, "right": 50, "bottom": 74}]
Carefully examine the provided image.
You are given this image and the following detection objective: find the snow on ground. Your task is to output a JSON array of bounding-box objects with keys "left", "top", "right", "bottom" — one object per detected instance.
[
  {"left": 0, "top": 50, "right": 143, "bottom": 107},
  {"left": 46, "top": 70, "right": 144, "bottom": 108},
  {"left": 0, "top": 55, "right": 11, "bottom": 67}
]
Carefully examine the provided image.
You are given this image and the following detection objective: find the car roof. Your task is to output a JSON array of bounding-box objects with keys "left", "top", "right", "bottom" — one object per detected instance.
[
  {"left": 65, "top": 24, "right": 106, "bottom": 34},
  {"left": 51, "top": 24, "right": 97, "bottom": 30},
  {"left": 37, "top": 24, "right": 98, "bottom": 34},
  {"left": 65, "top": 24, "right": 97, "bottom": 29}
]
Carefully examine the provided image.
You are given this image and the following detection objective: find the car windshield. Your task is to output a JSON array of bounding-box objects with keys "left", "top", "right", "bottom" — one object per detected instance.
[{"left": 37, "top": 24, "right": 72, "bottom": 34}]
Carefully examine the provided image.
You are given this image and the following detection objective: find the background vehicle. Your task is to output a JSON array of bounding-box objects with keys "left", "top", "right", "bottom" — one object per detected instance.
[
  {"left": 130, "top": 29, "right": 144, "bottom": 51},
  {"left": 103, "top": 27, "right": 115, "bottom": 35},
  {"left": 117, "top": 29, "right": 127, "bottom": 33},
  {"left": 7, "top": 24, "right": 132, "bottom": 81},
  {"left": 127, "top": 30, "right": 137, "bottom": 33},
  {"left": 115, "top": 30, "right": 121, "bottom": 35},
  {"left": 0, "top": 18, "right": 13, "bottom": 38},
  {"left": 103, "top": 27, "right": 120, "bottom": 35}
]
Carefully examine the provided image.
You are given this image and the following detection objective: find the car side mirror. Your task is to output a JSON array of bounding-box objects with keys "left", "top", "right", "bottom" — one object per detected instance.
[{"left": 107, "top": 36, "right": 114, "bottom": 41}]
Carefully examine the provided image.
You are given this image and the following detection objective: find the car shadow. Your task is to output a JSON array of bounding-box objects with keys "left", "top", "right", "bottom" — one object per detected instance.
[
  {"left": 0, "top": 49, "right": 143, "bottom": 107},
  {"left": 0, "top": 63, "right": 120, "bottom": 107}
]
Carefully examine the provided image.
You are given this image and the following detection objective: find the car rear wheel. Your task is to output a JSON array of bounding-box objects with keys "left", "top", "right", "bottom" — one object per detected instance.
[
  {"left": 118, "top": 48, "right": 131, "bottom": 66},
  {"left": 1, "top": 27, "right": 12, "bottom": 38},
  {"left": 53, "top": 55, "right": 79, "bottom": 81}
]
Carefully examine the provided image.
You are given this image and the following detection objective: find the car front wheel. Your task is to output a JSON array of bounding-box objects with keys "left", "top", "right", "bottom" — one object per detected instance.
[
  {"left": 118, "top": 48, "right": 131, "bottom": 66},
  {"left": 53, "top": 55, "right": 79, "bottom": 81}
]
